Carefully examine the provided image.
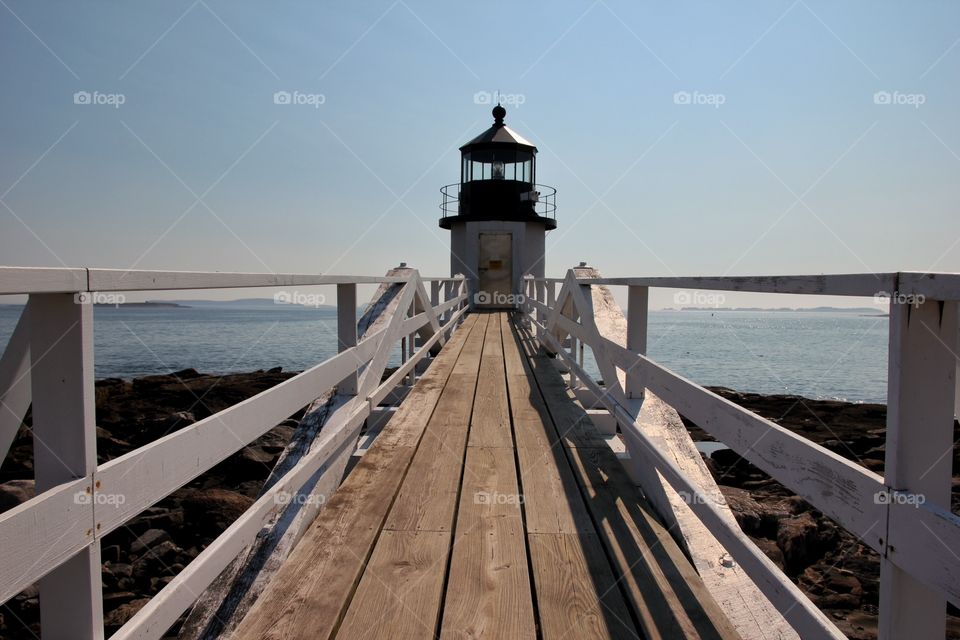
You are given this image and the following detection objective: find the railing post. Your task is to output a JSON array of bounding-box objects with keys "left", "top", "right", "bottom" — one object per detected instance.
[
  {"left": 430, "top": 280, "right": 441, "bottom": 324},
  {"left": 626, "top": 285, "right": 649, "bottom": 400},
  {"left": 535, "top": 280, "right": 546, "bottom": 330},
  {"left": 337, "top": 283, "right": 358, "bottom": 396},
  {"left": 30, "top": 293, "right": 103, "bottom": 640},
  {"left": 879, "top": 297, "right": 957, "bottom": 639}
]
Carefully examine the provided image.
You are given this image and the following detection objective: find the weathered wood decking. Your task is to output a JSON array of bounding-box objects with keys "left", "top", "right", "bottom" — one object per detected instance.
[{"left": 233, "top": 312, "right": 740, "bottom": 640}]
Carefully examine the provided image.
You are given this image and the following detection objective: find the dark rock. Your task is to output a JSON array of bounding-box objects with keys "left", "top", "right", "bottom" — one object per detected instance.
[
  {"left": 130, "top": 528, "right": 171, "bottom": 555},
  {"left": 101, "top": 544, "right": 123, "bottom": 564},
  {"left": 0, "top": 479, "right": 34, "bottom": 513},
  {"left": 178, "top": 488, "right": 253, "bottom": 535},
  {"left": 103, "top": 598, "right": 151, "bottom": 631},
  {"left": 777, "top": 512, "right": 822, "bottom": 574}
]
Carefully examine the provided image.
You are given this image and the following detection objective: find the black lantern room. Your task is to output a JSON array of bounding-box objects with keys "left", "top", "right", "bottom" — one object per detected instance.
[
  {"left": 440, "top": 106, "right": 557, "bottom": 309},
  {"left": 440, "top": 105, "right": 556, "bottom": 230}
]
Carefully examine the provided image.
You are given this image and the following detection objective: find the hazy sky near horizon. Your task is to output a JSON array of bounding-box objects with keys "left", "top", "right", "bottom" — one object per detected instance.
[{"left": 1, "top": 1, "right": 959, "bottom": 309}]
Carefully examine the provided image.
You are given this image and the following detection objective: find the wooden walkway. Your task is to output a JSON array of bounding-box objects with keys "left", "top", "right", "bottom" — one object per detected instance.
[{"left": 234, "top": 312, "right": 740, "bottom": 640}]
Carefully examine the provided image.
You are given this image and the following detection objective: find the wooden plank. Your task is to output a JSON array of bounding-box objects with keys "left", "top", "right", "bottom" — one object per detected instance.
[
  {"left": 440, "top": 446, "right": 535, "bottom": 640},
  {"left": 513, "top": 443, "right": 594, "bottom": 534},
  {"left": 86, "top": 268, "right": 400, "bottom": 291},
  {"left": 232, "top": 444, "right": 413, "bottom": 640},
  {"left": 566, "top": 445, "right": 741, "bottom": 640},
  {"left": 448, "top": 445, "right": 523, "bottom": 537},
  {"left": 376, "top": 312, "right": 478, "bottom": 447},
  {"left": 382, "top": 423, "right": 470, "bottom": 533},
  {"left": 527, "top": 533, "right": 639, "bottom": 640},
  {"left": 896, "top": 271, "right": 960, "bottom": 301},
  {"left": 503, "top": 313, "right": 641, "bottom": 638},
  {"left": 335, "top": 530, "right": 451, "bottom": 640},
  {"left": 349, "top": 314, "right": 487, "bottom": 631},
  {"left": 519, "top": 312, "right": 740, "bottom": 640},
  {"left": 579, "top": 273, "right": 896, "bottom": 297},
  {"left": 0, "top": 476, "right": 93, "bottom": 604},
  {"left": 468, "top": 314, "right": 513, "bottom": 448},
  {"left": 232, "top": 315, "right": 481, "bottom": 640},
  {"left": 0, "top": 266, "right": 87, "bottom": 294}
]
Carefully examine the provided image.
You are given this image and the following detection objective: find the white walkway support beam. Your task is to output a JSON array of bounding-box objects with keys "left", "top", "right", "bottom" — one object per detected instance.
[
  {"left": 879, "top": 298, "right": 958, "bottom": 639},
  {"left": 626, "top": 285, "right": 648, "bottom": 400},
  {"left": 337, "top": 283, "right": 359, "bottom": 395},
  {"left": 30, "top": 293, "right": 103, "bottom": 640}
]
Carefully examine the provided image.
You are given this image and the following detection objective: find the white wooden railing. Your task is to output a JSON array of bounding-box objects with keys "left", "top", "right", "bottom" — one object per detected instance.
[
  {"left": 0, "top": 266, "right": 467, "bottom": 640},
  {"left": 521, "top": 268, "right": 960, "bottom": 640}
]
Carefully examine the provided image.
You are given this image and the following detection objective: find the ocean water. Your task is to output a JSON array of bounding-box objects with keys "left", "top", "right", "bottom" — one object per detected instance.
[{"left": 0, "top": 305, "right": 888, "bottom": 403}]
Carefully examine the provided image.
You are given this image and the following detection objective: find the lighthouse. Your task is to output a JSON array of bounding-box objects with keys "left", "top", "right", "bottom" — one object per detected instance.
[{"left": 440, "top": 105, "right": 556, "bottom": 308}]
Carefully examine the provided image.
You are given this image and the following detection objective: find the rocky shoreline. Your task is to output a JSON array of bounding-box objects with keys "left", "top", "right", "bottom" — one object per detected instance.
[{"left": 1, "top": 370, "right": 958, "bottom": 639}]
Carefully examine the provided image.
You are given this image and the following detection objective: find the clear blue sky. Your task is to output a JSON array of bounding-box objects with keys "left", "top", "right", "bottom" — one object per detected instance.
[{"left": 1, "top": 1, "right": 958, "bottom": 308}]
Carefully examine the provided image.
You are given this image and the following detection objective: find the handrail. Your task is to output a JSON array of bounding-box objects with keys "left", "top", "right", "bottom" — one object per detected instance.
[
  {"left": 520, "top": 268, "right": 960, "bottom": 639},
  {"left": 0, "top": 268, "right": 468, "bottom": 639},
  {"left": 438, "top": 182, "right": 557, "bottom": 220}
]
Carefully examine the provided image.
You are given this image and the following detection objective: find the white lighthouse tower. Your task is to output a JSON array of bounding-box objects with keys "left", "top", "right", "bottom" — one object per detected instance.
[{"left": 440, "top": 105, "right": 556, "bottom": 308}]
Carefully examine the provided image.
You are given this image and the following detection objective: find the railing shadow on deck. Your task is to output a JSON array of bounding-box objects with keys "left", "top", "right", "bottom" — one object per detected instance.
[
  {"left": 508, "top": 314, "right": 735, "bottom": 639},
  {"left": 520, "top": 268, "right": 960, "bottom": 640}
]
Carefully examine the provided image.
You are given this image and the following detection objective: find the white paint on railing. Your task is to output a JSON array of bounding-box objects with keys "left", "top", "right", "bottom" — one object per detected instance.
[
  {"left": 522, "top": 267, "right": 960, "bottom": 640},
  {"left": 0, "top": 267, "right": 467, "bottom": 640}
]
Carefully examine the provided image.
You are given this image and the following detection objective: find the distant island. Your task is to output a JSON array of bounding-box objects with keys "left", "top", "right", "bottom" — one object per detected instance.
[
  {"left": 661, "top": 306, "right": 887, "bottom": 315},
  {"left": 94, "top": 301, "right": 186, "bottom": 308}
]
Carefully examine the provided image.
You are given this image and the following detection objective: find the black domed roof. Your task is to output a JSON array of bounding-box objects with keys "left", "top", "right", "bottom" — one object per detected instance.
[{"left": 460, "top": 105, "right": 536, "bottom": 151}]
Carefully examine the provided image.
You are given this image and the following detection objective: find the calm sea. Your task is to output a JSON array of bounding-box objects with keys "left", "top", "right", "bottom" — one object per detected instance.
[{"left": 0, "top": 305, "right": 888, "bottom": 403}]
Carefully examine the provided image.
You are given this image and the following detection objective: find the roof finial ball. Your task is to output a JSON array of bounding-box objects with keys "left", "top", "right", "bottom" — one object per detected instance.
[{"left": 492, "top": 103, "right": 506, "bottom": 126}]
